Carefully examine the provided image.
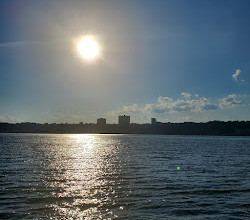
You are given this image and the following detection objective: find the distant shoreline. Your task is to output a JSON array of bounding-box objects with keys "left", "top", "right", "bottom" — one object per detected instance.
[
  {"left": 1, "top": 120, "right": 250, "bottom": 136},
  {"left": 1, "top": 132, "right": 250, "bottom": 136}
]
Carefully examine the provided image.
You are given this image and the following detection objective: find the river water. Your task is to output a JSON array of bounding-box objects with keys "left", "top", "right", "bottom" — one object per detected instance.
[{"left": 0, "top": 134, "right": 250, "bottom": 219}]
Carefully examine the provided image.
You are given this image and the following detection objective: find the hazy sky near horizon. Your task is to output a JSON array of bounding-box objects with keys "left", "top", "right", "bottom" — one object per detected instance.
[{"left": 1, "top": 0, "right": 250, "bottom": 123}]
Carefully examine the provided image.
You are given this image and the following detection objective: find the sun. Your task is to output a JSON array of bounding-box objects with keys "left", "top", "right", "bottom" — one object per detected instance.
[{"left": 76, "top": 35, "right": 101, "bottom": 61}]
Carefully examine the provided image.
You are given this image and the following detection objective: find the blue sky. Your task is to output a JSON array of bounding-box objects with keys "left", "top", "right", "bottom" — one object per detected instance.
[{"left": 0, "top": 0, "right": 250, "bottom": 123}]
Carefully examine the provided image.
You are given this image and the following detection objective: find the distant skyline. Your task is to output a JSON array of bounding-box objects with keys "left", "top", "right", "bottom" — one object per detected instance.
[{"left": 1, "top": 0, "right": 250, "bottom": 123}]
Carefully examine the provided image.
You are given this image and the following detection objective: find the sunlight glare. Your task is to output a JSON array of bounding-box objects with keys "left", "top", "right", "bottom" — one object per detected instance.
[{"left": 76, "top": 36, "right": 101, "bottom": 61}]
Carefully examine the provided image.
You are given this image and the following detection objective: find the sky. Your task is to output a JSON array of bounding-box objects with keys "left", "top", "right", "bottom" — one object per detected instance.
[{"left": 0, "top": 0, "right": 250, "bottom": 123}]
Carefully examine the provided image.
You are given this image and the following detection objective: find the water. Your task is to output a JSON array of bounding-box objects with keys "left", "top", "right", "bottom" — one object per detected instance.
[{"left": 0, "top": 134, "right": 250, "bottom": 219}]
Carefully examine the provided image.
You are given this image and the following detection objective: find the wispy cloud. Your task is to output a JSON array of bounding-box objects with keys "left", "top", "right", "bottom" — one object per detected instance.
[
  {"left": 219, "top": 94, "right": 244, "bottom": 108},
  {"left": 0, "top": 115, "right": 21, "bottom": 123},
  {"left": 109, "top": 104, "right": 139, "bottom": 115},
  {"left": 181, "top": 92, "right": 191, "bottom": 98},
  {"left": 122, "top": 104, "right": 138, "bottom": 113},
  {"left": 111, "top": 93, "right": 247, "bottom": 118},
  {"left": 148, "top": 95, "right": 217, "bottom": 113},
  {"left": 232, "top": 69, "right": 241, "bottom": 81},
  {"left": 0, "top": 39, "right": 64, "bottom": 48},
  {"left": 111, "top": 93, "right": 219, "bottom": 116}
]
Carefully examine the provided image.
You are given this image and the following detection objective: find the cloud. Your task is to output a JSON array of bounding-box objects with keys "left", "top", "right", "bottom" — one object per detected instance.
[
  {"left": 181, "top": 92, "right": 191, "bottom": 98},
  {"left": 143, "top": 93, "right": 218, "bottom": 114},
  {"left": 158, "top": 96, "right": 173, "bottom": 103},
  {"left": 202, "top": 103, "right": 218, "bottom": 110},
  {"left": 219, "top": 94, "right": 244, "bottom": 108},
  {"left": 122, "top": 104, "right": 138, "bottom": 113},
  {"left": 232, "top": 69, "right": 241, "bottom": 81},
  {"left": 0, "top": 115, "right": 20, "bottom": 123},
  {"left": 111, "top": 92, "right": 246, "bottom": 118},
  {"left": 171, "top": 98, "right": 217, "bottom": 112},
  {"left": 110, "top": 104, "right": 139, "bottom": 115},
  {"left": 0, "top": 39, "right": 60, "bottom": 48},
  {"left": 183, "top": 115, "right": 193, "bottom": 122}
]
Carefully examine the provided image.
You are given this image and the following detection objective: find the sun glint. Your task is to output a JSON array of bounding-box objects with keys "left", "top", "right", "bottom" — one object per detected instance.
[{"left": 76, "top": 36, "right": 100, "bottom": 60}]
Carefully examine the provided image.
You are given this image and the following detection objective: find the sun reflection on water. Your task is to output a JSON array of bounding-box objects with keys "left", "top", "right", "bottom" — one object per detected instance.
[
  {"left": 46, "top": 134, "right": 121, "bottom": 219},
  {"left": 2, "top": 134, "right": 250, "bottom": 219}
]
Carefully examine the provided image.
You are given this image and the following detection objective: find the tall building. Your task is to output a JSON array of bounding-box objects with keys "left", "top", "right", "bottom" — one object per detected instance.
[
  {"left": 151, "top": 118, "right": 157, "bottom": 124},
  {"left": 97, "top": 118, "right": 106, "bottom": 126},
  {"left": 118, "top": 115, "right": 130, "bottom": 126}
]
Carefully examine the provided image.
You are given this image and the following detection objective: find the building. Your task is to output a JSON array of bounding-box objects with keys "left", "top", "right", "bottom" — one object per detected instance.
[
  {"left": 118, "top": 115, "right": 130, "bottom": 126},
  {"left": 151, "top": 118, "right": 157, "bottom": 124},
  {"left": 97, "top": 118, "right": 106, "bottom": 126}
]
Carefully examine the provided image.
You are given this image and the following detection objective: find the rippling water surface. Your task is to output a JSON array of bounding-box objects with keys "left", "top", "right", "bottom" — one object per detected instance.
[{"left": 0, "top": 134, "right": 250, "bottom": 219}]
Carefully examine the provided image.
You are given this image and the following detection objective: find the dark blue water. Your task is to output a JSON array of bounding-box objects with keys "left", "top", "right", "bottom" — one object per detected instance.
[{"left": 0, "top": 134, "right": 250, "bottom": 219}]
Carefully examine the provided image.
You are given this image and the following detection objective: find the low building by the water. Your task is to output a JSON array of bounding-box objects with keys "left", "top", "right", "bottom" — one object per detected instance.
[
  {"left": 97, "top": 118, "right": 106, "bottom": 126},
  {"left": 118, "top": 115, "right": 130, "bottom": 126},
  {"left": 151, "top": 118, "right": 157, "bottom": 124}
]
